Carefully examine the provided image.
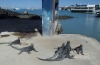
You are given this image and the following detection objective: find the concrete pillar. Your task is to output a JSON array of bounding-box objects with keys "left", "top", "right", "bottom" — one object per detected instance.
[{"left": 42, "top": 0, "right": 59, "bottom": 36}]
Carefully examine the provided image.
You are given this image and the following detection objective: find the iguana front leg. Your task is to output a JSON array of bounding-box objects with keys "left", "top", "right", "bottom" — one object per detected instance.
[{"left": 18, "top": 51, "right": 23, "bottom": 55}]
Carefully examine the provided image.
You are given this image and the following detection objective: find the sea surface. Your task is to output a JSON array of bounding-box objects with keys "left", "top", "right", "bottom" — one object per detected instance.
[
  {"left": 60, "top": 11, "right": 100, "bottom": 42},
  {"left": 4, "top": 9, "right": 100, "bottom": 41}
]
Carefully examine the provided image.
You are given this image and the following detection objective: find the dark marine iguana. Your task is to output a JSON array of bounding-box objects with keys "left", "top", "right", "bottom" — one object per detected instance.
[
  {"left": 10, "top": 43, "right": 38, "bottom": 55},
  {"left": 73, "top": 44, "right": 84, "bottom": 55},
  {"left": 0, "top": 38, "right": 20, "bottom": 46},
  {"left": 63, "top": 41, "right": 74, "bottom": 59},
  {"left": 37, "top": 41, "right": 74, "bottom": 61},
  {"left": 47, "top": 43, "right": 65, "bottom": 59},
  {"left": 37, "top": 43, "right": 66, "bottom": 61}
]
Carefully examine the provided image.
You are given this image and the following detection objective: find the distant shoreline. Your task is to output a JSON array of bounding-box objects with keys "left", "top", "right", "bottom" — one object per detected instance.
[
  {"left": 0, "top": 14, "right": 73, "bottom": 20},
  {"left": 0, "top": 8, "right": 73, "bottom": 20}
]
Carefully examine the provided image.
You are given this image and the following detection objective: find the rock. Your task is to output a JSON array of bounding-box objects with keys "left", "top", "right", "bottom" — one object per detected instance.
[
  {"left": 34, "top": 29, "right": 41, "bottom": 37},
  {"left": 0, "top": 31, "right": 10, "bottom": 37},
  {"left": 58, "top": 15, "right": 74, "bottom": 19}
]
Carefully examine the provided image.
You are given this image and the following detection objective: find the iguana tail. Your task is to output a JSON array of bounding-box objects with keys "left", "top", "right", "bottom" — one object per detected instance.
[
  {"left": 0, "top": 43, "right": 8, "bottom": 45},
  {"left": 37, "top": 56, "right": 65, "bottom": 61},
  {"left": 0, "top": 43, "right": 5, "bottom": 45},
  {"left": 46, "top": 53, "right": 58, "bottom": 59},
  {"left": 10, "top": 45, "right": 21, "bottom": 50}
]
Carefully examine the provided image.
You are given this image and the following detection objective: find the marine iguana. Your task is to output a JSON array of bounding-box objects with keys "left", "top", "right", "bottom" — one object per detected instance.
[
  {"left": 10, "top": 43, "right": 38, "bottom": 55},
  {"left": 64, "top": 41, "right": 74, "bottom": 59},
  {"left": 48, "top": 43, "right": 65, "bottom": 59},
  {"left": 37, "top": 41, "right": 74, "bottom": 61},
  {"left": 0, "top": 38, "right": 20, "bottom": 46},
  {"left": 37, "top": 51, "right": 74, "bottom": 61},
  {"left": 73, "top": 44, "right": 84, "bottom": 55}
]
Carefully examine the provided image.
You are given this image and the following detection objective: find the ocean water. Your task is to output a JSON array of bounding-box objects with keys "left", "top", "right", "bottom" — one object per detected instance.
[
  {"left": 60, "top": 11, "right": 100, "bottom": 41},
  {"left": 5, "top": 9, "right": 100, "bottom": 41}
]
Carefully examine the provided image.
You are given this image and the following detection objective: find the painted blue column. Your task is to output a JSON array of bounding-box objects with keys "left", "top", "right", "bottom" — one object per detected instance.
[{"left": 42, "top": 0, "right": 59, "bottom": 36}]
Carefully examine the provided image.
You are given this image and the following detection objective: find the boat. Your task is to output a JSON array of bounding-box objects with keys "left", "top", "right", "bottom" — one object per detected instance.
[
  {"left": 96, "top": 11, "right": 100, "bottom": 17},
  {"left": 11, "top": 8, "right": 20, "bottom": 10},
  {"left": 70, "top": 4, "right": 99, "bottom": 13}
]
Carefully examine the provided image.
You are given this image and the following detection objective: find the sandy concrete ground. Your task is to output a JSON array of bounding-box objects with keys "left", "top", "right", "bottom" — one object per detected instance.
[{"left": 0, "top": 34, "right": 100, "bottom": 65}]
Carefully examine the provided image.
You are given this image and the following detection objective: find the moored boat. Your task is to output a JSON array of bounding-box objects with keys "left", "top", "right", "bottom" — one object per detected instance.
[{"left": 96, "top": 11, "right": 100, "bottom": 17}]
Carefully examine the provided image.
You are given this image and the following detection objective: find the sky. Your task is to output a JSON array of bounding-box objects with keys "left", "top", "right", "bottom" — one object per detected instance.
[{"left": 0, "top": 0, "right": 100, "bottom": 9}]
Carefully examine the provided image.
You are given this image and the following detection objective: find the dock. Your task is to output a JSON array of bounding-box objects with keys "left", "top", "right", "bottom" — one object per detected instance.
[{"left": 0, "top": 34, "right": 100, "bottom": 65}]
